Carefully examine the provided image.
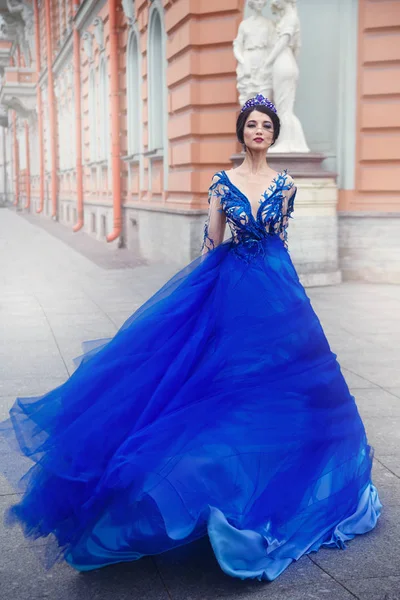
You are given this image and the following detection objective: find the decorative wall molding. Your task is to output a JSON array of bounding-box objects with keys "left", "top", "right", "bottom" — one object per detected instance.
[
  {"left": 6, "top": 0, "right": 35, "bottom": 68},
  {"left": 54, "top": 78, "right": 61, "bottom": 99},
  {"left": 0, "top": 93, "right": 36, "bottom": 118},
  {"left": 122, "top": 0, "right": 136, "bottom": 27},
  {"left": 0, "top": 14, "right": 29, "bottom": 68},
  {"left": 66, "top": 63, "right": 74, "bottom": 92},
  {"left": 52, "top": 32, "right": 73, "bottom": 76},
  {"left": 82, "top": 31, "right": 94, "bottom": 62},
  {"left": 27, "top": 107, "right": 37, "bottom": 128},
  {"left": 93, "top": 17, "right": 105, "bottom": 52},
  {"left": 74, "top": 0, "right": 107, "bottom": 32}
]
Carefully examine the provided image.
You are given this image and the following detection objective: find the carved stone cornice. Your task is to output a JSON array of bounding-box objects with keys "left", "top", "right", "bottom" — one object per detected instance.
[
  {"left": 74, "top": 0, "right": 107, "bottom": 32},
  {"left": 0, "top": 66, "right": 37, "bottom": 117},
  {"left": 52, "top": 30, "right": 73, "bottom": 76},
  {"left": 5, "top": 0, "right": 35, "bottom": 68}
]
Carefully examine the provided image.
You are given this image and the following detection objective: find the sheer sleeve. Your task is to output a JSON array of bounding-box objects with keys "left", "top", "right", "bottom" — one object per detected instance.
[
  {"left": 280, "top": 182, "right": 297, "bottom": 250},
  {"left": 201, "top": 174, "right": 227, "bottom": 255}
]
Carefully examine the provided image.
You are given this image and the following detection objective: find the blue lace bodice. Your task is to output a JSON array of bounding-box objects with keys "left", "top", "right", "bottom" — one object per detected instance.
[{"left": 201, "top": 170, "right": 296, "bottom": 259}]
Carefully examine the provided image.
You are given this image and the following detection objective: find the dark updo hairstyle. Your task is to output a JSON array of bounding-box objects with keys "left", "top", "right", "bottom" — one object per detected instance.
[{"left": 236, "top": 105, "right": 280, "bottom": 150}]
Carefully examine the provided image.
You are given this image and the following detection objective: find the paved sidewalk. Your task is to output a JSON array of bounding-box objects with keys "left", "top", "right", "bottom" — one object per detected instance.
[{"left": 0, "top": 209, "right": 399, "bottom": 600}]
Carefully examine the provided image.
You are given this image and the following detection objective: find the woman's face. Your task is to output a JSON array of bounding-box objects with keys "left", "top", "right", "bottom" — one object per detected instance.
[
  {"left": 248, "top": 0, "right": 267, "bottom": 13},
  {"left": 243, "top": 110, "right": 274, "bottom": 153}
]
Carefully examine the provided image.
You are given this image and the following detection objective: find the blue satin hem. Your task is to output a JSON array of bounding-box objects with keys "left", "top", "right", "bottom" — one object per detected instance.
[
  {"left": 207, "top": 482, "right": 382, "bottom": 581},
  {"left": 63, "top": 481, "right": 381, "bottom": 579}
]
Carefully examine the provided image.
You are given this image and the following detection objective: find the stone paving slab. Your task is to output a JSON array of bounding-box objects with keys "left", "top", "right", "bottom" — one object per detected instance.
[
  {"left": 376, "top": 456, "right": 400, "bottom": 478},
  {"left": 20, "top": 210, "right": 149, "bottom": 271},
  {"left": 355, "top": 389, "right": 400, "bottom": 419},
  {"left": 0, "top": 209, "right": 399, "bottom": 599},
  {"left": 363, "top": 417, "right": 400, "bottom": 456},
  {"left": 310, "top": 508, "right": 400, "bottom": 580},
  {"left": 341, "top": 577, "right": 400, "bottom": 600},
  {"left": 345, "top": 370, "right": 380, "bottom": 390},
  {"left": 154, "top": 537, "right": 335, "bottom": 599},
  {"left": 371, "top": 461, "right": 400, "bottom": 506},
  {"left": 0, "top": 397, "right": 21, "bottom": 421},
  {"left": 0, "top": 377, "right": 67, "bottom": 397},
  {"left": 0, "top": 547, "right": 170, "bottom": 600}
]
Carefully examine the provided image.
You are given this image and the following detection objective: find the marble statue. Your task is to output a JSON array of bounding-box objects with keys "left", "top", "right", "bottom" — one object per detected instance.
[
  {"left": 265, "top": 0, "right": 309, "bottom": 152},
  {"left": 233, "top": 0, "right": 276, "bottom": 106},
  {"left": 234, "top": 0, "right": 309, "bottom": 153}
]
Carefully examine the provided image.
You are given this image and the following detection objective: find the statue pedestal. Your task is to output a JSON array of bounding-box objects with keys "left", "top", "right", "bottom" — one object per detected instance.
[
  {"left": 230, "top": 152, "right": 333, "bottom": 178},
  {"left": 231, "top": 152, "right": 342, "bottom": 287}
]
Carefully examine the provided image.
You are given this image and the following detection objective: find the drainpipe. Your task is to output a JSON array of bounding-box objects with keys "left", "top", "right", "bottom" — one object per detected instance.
[
  {"left": 12, "top": 47, "right": 21, "bottom": 208},
  {"left": 12, "top": 111, "right": 19, "bottom": 206},
  {"left": 106, "top": 0, "right": 122, "bottom": 243},
  {"left": 24, "top": 122, "right": 31, "bottom": 210},
  {"left": 33, "top": 0, "right": 45, "bottom": 214},
  {"left": 72, "top": 22, "right": 84, "bottom": 231},
  {"left": 44, "top": 0, "right": 58, "bottom": 219},
  {"left": 2, "top": 127, "right": 7, "bottom": 203}
]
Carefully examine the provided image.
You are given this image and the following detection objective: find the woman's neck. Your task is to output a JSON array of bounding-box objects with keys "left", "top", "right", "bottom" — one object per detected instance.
[{"left": 240, "top": 152, "right": 273, "bottom": 175}]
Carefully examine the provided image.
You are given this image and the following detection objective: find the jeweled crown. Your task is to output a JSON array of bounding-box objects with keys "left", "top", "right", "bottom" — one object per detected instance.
[{"left": 240, "top": 94, "right": 277, "bottom": 114}]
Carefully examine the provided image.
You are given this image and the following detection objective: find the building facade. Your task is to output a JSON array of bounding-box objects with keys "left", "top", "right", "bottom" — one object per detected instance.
[{"left": 0, "top": 0, "right": 399, "bottom": 282}]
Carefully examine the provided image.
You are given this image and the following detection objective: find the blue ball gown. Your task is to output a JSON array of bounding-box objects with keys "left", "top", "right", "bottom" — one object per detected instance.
[{"left": 1, "top": 170, "right": 381, "bottom": 581}]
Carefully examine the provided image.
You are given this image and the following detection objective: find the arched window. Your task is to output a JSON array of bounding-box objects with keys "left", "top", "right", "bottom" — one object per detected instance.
[
  {"left": 98, "top": 57, "right": 109, "bottom": 162},
  {"left": 30, "top": 119, "right": 39, "bottom": 177},
  {"left": 41, "top": 85, "right": 51, "bottom": 172},
  {"left": 148, "top": 8, "right": 165, "bottom": 153},
  {"left": 88, "top": 68, "right": 97, "bottom": 162},
  {"left": 71, "top": 96, "right": 76, "bottom": 169},
  {"left": 127, "top": 31, "right": 140, "bottom": 156},
  {"left": 67, "top": 95, "right": 76, "bottom": 170}
]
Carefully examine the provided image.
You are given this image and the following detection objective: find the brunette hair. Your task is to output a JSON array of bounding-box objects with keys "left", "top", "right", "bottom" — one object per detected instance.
[{"left": 236, "top": 105, "right": 281, "bottom": 148}]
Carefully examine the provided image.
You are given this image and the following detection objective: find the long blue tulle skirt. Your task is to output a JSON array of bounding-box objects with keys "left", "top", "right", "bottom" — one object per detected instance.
[{"left": 1, "top": 236, "right": 381, "bottom": 581}]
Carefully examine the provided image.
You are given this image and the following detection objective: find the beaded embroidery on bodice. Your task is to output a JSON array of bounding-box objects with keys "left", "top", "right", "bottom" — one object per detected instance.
[{"left": 202, "top": 170, "right": 297, "bottom": 259}]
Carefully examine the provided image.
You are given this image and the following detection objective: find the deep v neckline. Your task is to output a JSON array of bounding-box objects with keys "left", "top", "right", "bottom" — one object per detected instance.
[{"left": 221, "top": 170, "right": 282, "bottom": 223}]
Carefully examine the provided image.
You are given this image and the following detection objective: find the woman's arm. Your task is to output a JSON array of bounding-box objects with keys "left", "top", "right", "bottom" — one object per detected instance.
[
  {"left": 280, "top": 183, "right": 296, "bottom": 250},
  {"left": 201, "top": 175, "right": 227, "bottom": 255}
]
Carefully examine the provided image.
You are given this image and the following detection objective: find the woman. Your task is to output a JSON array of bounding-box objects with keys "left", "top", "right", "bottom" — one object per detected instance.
[{"left": 1, "top": 95, "right": 381, "bottom": 582}]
